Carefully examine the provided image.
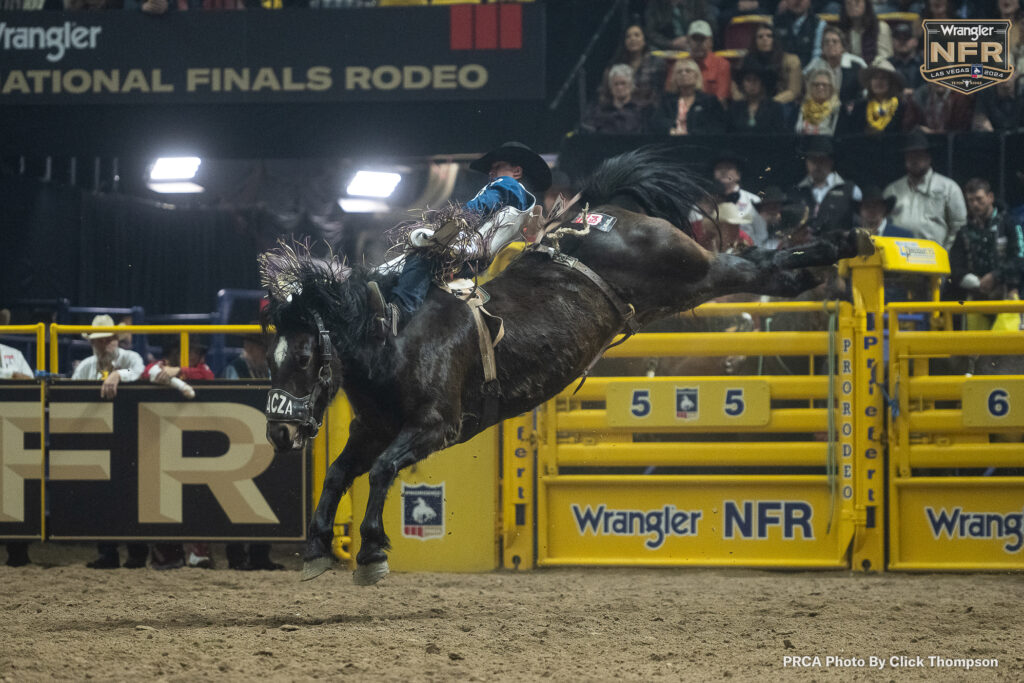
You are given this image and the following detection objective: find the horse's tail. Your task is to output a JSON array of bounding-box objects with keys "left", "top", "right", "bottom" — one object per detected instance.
[{"left": 578, "top": 146, "right": 709, "bottom": 238}]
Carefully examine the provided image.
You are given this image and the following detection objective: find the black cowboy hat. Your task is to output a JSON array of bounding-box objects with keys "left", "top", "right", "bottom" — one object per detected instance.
[
  {"left": 779, "top": 199, "right": 811, "bottom": 234},
  {"left": 757, "top": 185, "right": 789, "bottom": 205},
  {"left": 858, "top": 59, "right": 905, "bottom": 95},
  {"left": 732, "top": 63, "right": 778, "bottom": 93},
  {"left": 711, "top": 150, "right": 747, "bottom": 175},
  {"left": 469, "top": 141, "right": 552, "bottom": 192},
  {"left": 800, "top": 135, "right": 834, "bottom": 158},
  {"left": 859, "top": 185, "right": 897, "bottom": 213},
  {"left": 900, "top": 129, "right": 933, "bottom": 153}
]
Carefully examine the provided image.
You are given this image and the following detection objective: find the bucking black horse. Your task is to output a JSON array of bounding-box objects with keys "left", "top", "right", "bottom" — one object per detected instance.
[{"left": 259, "top": 148, "right": 870, "bottom": 585}]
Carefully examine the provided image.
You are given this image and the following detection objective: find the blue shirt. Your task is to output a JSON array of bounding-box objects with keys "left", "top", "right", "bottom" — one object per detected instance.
[{"left": 465, "top": 175, "right": 534, "bottom": 215}]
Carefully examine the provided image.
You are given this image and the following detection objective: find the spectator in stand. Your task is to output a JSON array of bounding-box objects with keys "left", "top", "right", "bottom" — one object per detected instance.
[
  {"left": 645, "top": 0, "right": 717, "bottom": 51},
  {"left": 727, "top": 64, "right": 787, "bottom": 134},
  {"left": 693, "top": 196, "right": 754, "bottom": 252},
  {"left": 795, "top": 136, "right": 862, "bottom": 232},
  {"left": 889, "top": 23, "right": 925, "bottom": 96},
  {"left": 144, "top": 337, "right": 215, "bottom": 570},
  {"left": 945, "top": 178, "right": 1024, "bottom": 309},
  {"left": 838, "top": 59, "right": 921, "bottom": 135},
  {"left": 684, "top": 20, "right": 733, "bottom": 102},
  {"left": 795, "top": 68, "right": 841, "bottom": 135},
  {"left": 921, "top": 0, "right": 954, "bottom": 22},
  {"left": 859, "top": 185, "right": 914, "bottom": 238},
  {"left": 710, "top": 151, "right": 769, "bottom": 246},
  {"left": 999, "top": 0, "right": 1024, "bottom": 68},
  {"left": 775, "top": 0, "right": 827, "bottom": 67},
  {"left": 0, "top": 310, "right": 33, "bottom": 380},
  {"left": 74, "top": 316, "right": 148, "bottom": 570},
  {"left": 973, "top": 73, "right": 1024, "bottom": 132},
  {"left": 884, "top": 129, "right": 967, "bottom": 250},
  {"left": 223, "top": 328, "right": 270, "bottom": 380},
  {"left": 803, "top": 27, "right": 867, "bottom": 107},
  {"left": 72, "top": 314, "right": 144, "bottom": 398},
  {"left": 755, "top": 186, "right": 796, "bottom": 249},
  {"left": 686, "top": 21, "right": 731, "bottom": 102},
  {"left": 604, "top": 24, "right": 666, "bottom": 106},
  {"left": 840, "top": 0, "right": 892, "bottom": 63},
  {"left": 655, "top": 58, "right": 727, "bottom": 135},
  {"left": 581, "top": 65, "right": 653, "bottom": 135},
  {"left": 730, "top": 24, "right": 803, "bottom": 105},
  {"left": 913, "top": 81, "right": 974, "bottom": 133},
  {"left": 143, "top": 335, "right": 213, "bottom": 396}
]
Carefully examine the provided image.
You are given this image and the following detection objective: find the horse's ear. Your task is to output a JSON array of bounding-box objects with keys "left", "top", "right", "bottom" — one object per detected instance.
[{"left": 326, "top": 259, "right": 352, "bottom": 283}]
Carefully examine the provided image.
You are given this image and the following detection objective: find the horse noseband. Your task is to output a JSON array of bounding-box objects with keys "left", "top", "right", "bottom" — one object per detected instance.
[{"left": 265, "top": 388, "right": 319, "bottom": 434}]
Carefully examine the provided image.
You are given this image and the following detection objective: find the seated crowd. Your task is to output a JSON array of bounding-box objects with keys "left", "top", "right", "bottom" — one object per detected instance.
[{"left": 583, "top": 0, "right": 1023, "bottom": 136}]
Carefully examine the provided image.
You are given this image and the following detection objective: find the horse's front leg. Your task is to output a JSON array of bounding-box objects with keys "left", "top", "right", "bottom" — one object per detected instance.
[
  {"left": 302, "top": 419, "right": 389, "bottom": 581},
  {"left": 354, "top": 418, "right": 448, "bottom": 586}
]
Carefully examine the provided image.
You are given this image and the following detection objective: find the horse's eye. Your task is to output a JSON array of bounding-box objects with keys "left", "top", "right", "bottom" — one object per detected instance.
[{"left": 297, "top": 352, "right": 312, "bottom": 370}]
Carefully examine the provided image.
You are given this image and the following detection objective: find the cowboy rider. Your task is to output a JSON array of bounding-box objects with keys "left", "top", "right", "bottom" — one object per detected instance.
[{"left": 370, "top": 141, "right": 552, "bottom": 336}]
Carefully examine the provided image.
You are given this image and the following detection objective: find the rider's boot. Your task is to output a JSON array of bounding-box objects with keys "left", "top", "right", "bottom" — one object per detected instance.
[{"left": 366, "top": 281, "right": 400, "bottom": 339}]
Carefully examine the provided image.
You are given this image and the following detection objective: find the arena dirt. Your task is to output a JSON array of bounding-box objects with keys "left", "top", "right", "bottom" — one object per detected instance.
[{"left": 2, "top": 543, "right": 1022, "bottom": 682}]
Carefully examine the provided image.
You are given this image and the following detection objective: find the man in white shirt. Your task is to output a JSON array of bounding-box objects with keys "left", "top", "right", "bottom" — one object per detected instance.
[
  {"left": 71, "top": 314, "right": 144, "bottom": 398},
  {"left": 884, "top": 130, "right": 967, "bottom": 250},
  {"left": 0, "top": 308, "right": 34, "bottom": 380}
]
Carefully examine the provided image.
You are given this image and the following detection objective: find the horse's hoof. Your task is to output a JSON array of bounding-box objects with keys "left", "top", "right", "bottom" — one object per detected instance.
[
  {"left": 352, "top": 559, "right": 389, "bottom": 586},
  {"left": 301, "top": 556, "right": 335, "bottom": 582}
]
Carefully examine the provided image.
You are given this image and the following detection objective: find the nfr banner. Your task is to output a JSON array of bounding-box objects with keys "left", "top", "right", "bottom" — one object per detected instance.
[
  {"left": 0, "top": 381, "right": 306, "bottom": 541},
  {"left": 0, "top": 5, "right": 545, "bottom": 105},
  {"left": 0, "top": 382, "right": 44, "bottom": 540}
]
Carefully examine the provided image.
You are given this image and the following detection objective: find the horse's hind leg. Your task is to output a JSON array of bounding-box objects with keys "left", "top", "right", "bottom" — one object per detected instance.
[
  {"left": 302, "top": 419, "right": 388, "bottom": 581},
  {"left": 354, "top": 419, "right": 448, "bottom": 586},
  {"left": 698, "top": 252, "right": 822, "bottom": 299}
]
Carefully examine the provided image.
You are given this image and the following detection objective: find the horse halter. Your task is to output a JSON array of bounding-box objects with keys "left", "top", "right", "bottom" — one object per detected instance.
[{"left": 264, "top": 310, "right": 334, "bottom": 436}]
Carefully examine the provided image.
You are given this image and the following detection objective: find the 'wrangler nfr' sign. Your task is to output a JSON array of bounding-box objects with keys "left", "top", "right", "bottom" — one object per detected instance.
[{"left": 921, "top": 20, "right": 1014, "bottom": 94}]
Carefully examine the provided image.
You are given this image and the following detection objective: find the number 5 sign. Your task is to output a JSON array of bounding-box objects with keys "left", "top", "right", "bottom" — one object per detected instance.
[
  {"left": 607, "top": 379, "right": 770, "bottom": 427},
  {"left": 962, "top": 380, "right": 1024, "bottom": 427}
]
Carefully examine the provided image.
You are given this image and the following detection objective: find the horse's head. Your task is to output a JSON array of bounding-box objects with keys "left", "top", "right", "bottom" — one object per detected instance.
[
  {"left": 264, "top": 310, "right": 341, "bottom": 452},
  {"left": 259, "top": 240, "right": 354, "bottom": 452}
]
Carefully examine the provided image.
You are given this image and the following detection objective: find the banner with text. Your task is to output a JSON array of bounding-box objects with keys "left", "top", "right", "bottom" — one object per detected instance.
[
  {"left": 0, "top": 4, "right": 544, "bottom": 104},
  {"left": 0, "top": 383, "right": 44, "bottom": 540},
  {"left": 0, "top": 381, "right": 306, "bottom": 541}
]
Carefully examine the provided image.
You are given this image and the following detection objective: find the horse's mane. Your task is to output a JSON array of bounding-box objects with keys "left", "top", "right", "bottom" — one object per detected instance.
[
  {"left": 258, "top": 240, "right": 373, "bottom": 357},
  {"left": 578, "top": 146, "right": 708, "bottom": 238}
]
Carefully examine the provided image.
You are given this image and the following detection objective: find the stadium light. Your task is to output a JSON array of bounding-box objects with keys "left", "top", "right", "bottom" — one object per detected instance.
[
  {"left": 150, "top": 157, "right": 202, "bottom": 181},
  {"left": 338, "top": 198, "right": 390, "bottom": 214},
  {"left": 346, "top": 170, "right": 402, "bottom": 198},
  {"left": 147, "top": 156, "right": 204, "bottom": 194}
]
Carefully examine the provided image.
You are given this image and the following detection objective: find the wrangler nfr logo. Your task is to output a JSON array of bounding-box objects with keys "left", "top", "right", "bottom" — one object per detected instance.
[{"left": 921, "top": 20, "right": 1014, "bottom": 94}]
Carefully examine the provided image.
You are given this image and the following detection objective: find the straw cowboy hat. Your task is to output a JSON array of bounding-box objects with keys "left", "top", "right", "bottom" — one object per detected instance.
[
  {"left": 469, "top": 141, "right": 553, "bottom": 192},
  {"left": 82, "top": 314, "right": 117, "bottom": 340},
  {"left": 716, "top": 202, "right": 752, "bottom": 225}
]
